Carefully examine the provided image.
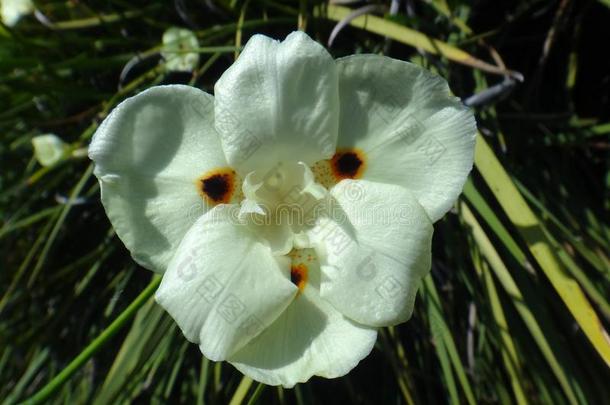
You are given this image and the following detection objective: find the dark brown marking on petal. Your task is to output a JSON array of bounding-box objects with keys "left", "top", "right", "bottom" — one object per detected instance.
[
  {"left": 290, "top": 263, "right": 308, "bottom": 293},
  {"left": 330, "top": 148, "right": 366, "bottom": 181},
  {"left": 196, "top": 168, "right": 236, "bottom": 205}
]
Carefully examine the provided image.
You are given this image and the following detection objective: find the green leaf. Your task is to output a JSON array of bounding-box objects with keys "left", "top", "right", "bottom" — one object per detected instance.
[
  {"left": 473, "top": 134, "right": 610, "bottom": 367},
  {"left": 423, "top": 276, "right": 476, "bottom": 405},
  {"left": 317, "top": 5, "right": 513, "bottom": 76},
  {"left": 23, "top": 276, "right": 161, "bottom": 405},
  {"left": 94, "top": 301, "right": 171, "bottom": 404},
  {"left": 461, "top": 194, "right": 584, "bottom": 405}
]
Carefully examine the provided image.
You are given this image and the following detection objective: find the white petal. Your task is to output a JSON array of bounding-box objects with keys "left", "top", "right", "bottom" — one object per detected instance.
[
  {"left": 228, "top": 253, "right": 377, "bottom": 387},
  {"left": 31, "top": 134, "right": 68, "bottom": 167},
  {"left": 155, "top": 205, "right": 297, "bottom": 361},
  {"left": 214, "top": 32, "right": 339, "bottom": 173},
  {"left": 309, "top": 180, "right": 433, "bottom": 327},
  {"left": 336, "top": 55, "right": 476, "bottom": 222},
  {"left": 89, "top": 85, "right": 229, "bottom": 273},
  {"left": 161, "top": 27, "right": 200, "bottom": 72}
]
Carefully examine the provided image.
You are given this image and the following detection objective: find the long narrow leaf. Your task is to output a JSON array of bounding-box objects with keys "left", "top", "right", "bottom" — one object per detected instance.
[{"left": 473, "top": 134, "right": 610, "bottom": 366}]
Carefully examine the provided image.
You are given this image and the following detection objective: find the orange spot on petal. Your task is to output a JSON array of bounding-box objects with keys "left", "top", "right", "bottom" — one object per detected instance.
[
  {"left": 290, "top": 263, "right": 308, "bottom": 292},
  {"left": 330, "top": 148, "right": 366, "bottom": 181},
  {"left": 196, "top": 168, "right": 236, "bottom": 205}
]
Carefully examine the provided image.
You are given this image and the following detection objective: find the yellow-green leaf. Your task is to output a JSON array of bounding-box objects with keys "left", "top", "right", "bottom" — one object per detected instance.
[
  {"left": 474, "top": 134, "right": 610, "bottom": 367},
  {"left": 318, "top": 5, "right": 511, "bottom": 76}
]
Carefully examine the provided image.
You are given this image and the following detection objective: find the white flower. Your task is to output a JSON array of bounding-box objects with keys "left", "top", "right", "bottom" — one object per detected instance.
[
  {"left": 89, "top": 31, "right": 476, "bottom": 387},
  {"left": 160, "top": 27, "right": 200, "bottom": 72},
  {"left": 32, "top": 134, "right": 68, "bottom": 167},
  {"left": 1, "top": 0, "right": 33, "bottom": 27}
]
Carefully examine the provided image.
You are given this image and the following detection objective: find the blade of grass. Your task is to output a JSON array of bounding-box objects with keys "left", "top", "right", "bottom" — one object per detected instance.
[
  {"left": 474, "top": 134, "right": 610, "bottom": 366},
  {"left": 379, "top": 328, "right": 417, "bottom": 405},
  {"left": 423, "top": 279, "right": 464, "bottom": 405},
  {"left": 474, "top": 255, "right": 528, "bottom": 405},
  {"left": 317, "top": 5, "right": 514, "bottom": 76},
  {"left": 5, "top": 349, "right": 50, "bottom": 405},
  {"left": 0, "top": 206, "right": 60, "bottom": 239},
  {"left": 229, "top": 376, "right": 254, "bottom": 405},
  {"left": 197, "top": 357, "right": 210, "bottom": 405},
  {"left": 27, "top": 164, "right": 94, "bottom": 287},
  {"left": 245, "top": 383, "right": 266, "bottom": 405},
  {"left": 460, "top": 199, "right": 584, "bottom": 405},
  {"left": 94, "top": 300, "right": 170, "bottom": 404},
  {"left": 163, "top": 341, "right": 189, "bottom": 399},
  {"left": 463, "top": 178, "right": 529, "bottom": 267},
  {"left": 0, "top": 211, "right": 59, "bottom": 314},
  {"left": 41, "top": 7, "right": 159, "bottom": 30},
  {"left": 423, "top": 276, "right": 477, "bottom": 405},
  {"left": 22, "top": 276, "right": 161, "bottom": 405},
  {"left": 515, "top": 179, "right": 609, "bottom": 275}
]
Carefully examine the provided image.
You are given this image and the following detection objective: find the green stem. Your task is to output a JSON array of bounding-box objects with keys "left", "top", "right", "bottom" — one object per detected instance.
[
  {"left": 22, "top": 276, "right": 161, "bottom": 405},
  {"left": 47, "top": 7, "right": 158, "bottom": 30}
]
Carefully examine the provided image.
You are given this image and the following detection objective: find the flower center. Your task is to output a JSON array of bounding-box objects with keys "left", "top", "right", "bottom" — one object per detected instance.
[{"left": 239, "top": 161, "right": 327, "bottom": 255}]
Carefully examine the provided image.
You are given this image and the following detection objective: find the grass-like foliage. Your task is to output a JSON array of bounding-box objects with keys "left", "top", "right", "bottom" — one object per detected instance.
[{"left": 1, "top": 0, "right": 609, "bottom": 404}]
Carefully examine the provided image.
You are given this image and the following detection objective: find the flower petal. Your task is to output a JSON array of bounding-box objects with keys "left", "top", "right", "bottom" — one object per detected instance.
[
  {"left": 214, "top": 32, "right": 339, "bottom": 173},
  {"left": 155, "top": 205, "right": 297, "bottom": 361},
  {"left": 309, "top": 179, "right": 433, "bottom": 327},
  {"left": 228, "top": 251, "right": 377, "bottom": 387},
  {"left": 89, "top": 85, "right": 229, "bottom": 273},
  {"left": 336, "top": 55, "right": 476, "bottom": 222}
]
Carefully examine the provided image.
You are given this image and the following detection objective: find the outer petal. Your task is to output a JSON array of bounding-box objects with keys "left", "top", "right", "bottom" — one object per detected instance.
[
  {"left": 336, "top": 55, "right": 476, "bottom": 222},
  {"left": 228, "top": 254, "right": 377, "bottom": 387},
  {"left": 89, "top": 85, "right": 228, "bottom": 273},
  {"left": 155, "top": 205, "right": 297, "bottom": 361},
  {"left": 214, "top": 31, "right": 339, "bottom": 173},
  {"left": 309, "top": 180, "right": 433, "bottom": 327}
]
